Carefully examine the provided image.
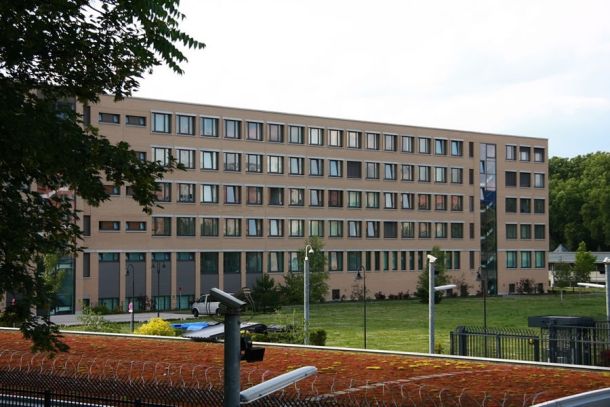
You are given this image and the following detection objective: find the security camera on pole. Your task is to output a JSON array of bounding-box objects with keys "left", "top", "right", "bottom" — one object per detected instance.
[
  {"left": 303, "top": 244, "right": 314, "bottom": 345},
  {"left": 428, "top": 254, "right": 456, "bottom": 354}
]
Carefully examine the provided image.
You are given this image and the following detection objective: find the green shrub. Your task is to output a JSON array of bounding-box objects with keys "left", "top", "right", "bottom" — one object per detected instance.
[
  {"left": 77, "top": 306, "right": 119, "bottom": 332},
  {"left": 135, "top": 317, "right": 176, "bottom": 336},
  {"left": 309, "top": 329, "right": 326, "bottom": 346}
]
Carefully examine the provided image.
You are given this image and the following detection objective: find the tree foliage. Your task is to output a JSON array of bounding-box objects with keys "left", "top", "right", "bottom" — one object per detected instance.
[
  {"left": 574, "top": 241, "right": 596, "bottom": 284},
  {"left": 549, "top": 153, "right": 610, "bottom": 251},
  {"left": 0, "top": 0, "right": 204, "bottom": 352},
  {"left": 415, "top": 246, "right": 450, "bottom": 304},
  {"left": 250, "top": 273, "right": 281, "bottom": 313},
  {"left": 279, "top": 237, "right": 329, "bottom": 305}
]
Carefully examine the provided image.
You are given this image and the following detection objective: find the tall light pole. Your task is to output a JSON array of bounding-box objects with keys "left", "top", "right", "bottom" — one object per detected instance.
[
  {"left": 355, "top": 265, "right": 367, "bottom": 349},
  {"left": 604, "top": 257, "right": 610, "bottom": 321},
  {"left": 303, "top": 244, "right": 313, "bottom": 345},
  {"left": 126, "top": 263, "right": 135, "bottom": 333},
  {"left": 477, "top": 266, "right": 488, "bottom": 357},
  {"left": 428, "top": 254, "right": 437, "bottom": 354}
]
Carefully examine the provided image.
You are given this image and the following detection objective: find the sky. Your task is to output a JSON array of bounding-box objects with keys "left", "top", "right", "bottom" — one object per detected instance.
[{"left": 137, "top": 0, "right": 610, "bottom": 158}]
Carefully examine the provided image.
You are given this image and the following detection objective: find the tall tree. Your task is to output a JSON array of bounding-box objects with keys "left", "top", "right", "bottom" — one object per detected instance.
[
  {"left": 279, "top": 237, "right": 329, "bottom": 304},
  {"left": 573, "top": 241, "right": 596, "bottom": 285},
  {"left": 0, "top": 1, "right": 204, "bottom": 352},
  {"left": 415, "top": 246, "right": 450, "bottom": 304}
]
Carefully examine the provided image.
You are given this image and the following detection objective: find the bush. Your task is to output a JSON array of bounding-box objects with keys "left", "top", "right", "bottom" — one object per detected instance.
[
  {"left": 77, "top": 306, "right": 119, "bottom": 332},
  {"left": 309, "top": 329, "right": 327, "bottom": 346},
  {"left": 135, "top": 317, "right": 176, "bottom": 336}
]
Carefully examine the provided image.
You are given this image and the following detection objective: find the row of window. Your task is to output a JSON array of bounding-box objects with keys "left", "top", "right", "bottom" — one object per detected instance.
[
  {"left": 505, "top": 145, "right": 545, "bottom": 163},
  {"left": 505, "top": 171, "right": 546, "bottom": 188},
  {"left": 505, "top": 197, "right": 545, "bottom": 214},
  {"left": 506, "top": 251, "right": 546, "bottom": 269}
]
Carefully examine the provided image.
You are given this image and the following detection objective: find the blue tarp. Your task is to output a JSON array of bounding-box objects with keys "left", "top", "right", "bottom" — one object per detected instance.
[{"left": 172, "top": 322, "right": 209, "bottom": 331}]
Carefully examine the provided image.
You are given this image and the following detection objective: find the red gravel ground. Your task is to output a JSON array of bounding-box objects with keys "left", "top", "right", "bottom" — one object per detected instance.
[{"left": 1, "top": 330, "right": 610, "bottom": 405}]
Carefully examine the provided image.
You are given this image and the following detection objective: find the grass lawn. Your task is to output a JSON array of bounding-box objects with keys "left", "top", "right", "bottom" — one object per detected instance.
[{"left": 64, "top": 291, "right": 607, "bottom": 354}]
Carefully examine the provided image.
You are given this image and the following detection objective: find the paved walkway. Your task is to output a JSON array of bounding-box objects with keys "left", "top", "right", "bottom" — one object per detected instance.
[{"left": 50, "top": 312, "right": 192, "bottom": 326}]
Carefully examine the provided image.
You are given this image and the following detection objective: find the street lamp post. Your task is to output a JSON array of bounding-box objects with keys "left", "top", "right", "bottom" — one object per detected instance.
[
  {"left": 428, "top": 254, "right": 437, "bottom": 354},
  {"left": 303, "top": 244, "right": 314, "bottom": 345},
  {"left": 477, "top": 266, "right": 488, "bottom": 357},
  {"left": 126, "top": 263, "right": 135, "bottom": 333},
  {"left": 604, "top": 257, "right": 610, "bottom": 321},
  {"left": 153, "top": 261, "right": 164, "bottom": 318},
  {"left": 355, "top": 265, "right": 367, "bottom": 349}
]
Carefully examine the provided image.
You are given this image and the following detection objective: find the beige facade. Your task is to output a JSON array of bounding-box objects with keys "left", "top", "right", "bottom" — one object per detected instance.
[{"left": 75, "top": 95, "right": 549, "bottom": 312}]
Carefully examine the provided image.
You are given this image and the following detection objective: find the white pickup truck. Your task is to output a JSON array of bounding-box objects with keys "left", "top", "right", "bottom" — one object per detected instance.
[{"left": 191, "top": 294, "right": 221, "bottom": 317}]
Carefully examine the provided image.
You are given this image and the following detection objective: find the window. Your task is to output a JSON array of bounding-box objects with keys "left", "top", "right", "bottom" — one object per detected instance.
[
  {"left": 366, "top": 221, "right": 379, "bottom": 238},
  {"left": 435, "top": 222, "right": 447, "bottom": 238},
  {"left": 268, "top": 252, "right": 284, "bottom": 273},
  {"left": 224, "top": 119, "right": 241, "bottom": 139},
  {"left": 418, "top": 194, "right": 431, "bottom": 210},
  {"left": 310, "top": 189, "right": 324, "bottom": 207},
  {"left": 520, "top": 146, "right": 530, "bottom": 161},
  {"left": 520, "top": 251, "right": 532, "bottom": 268},
  {"left": 401, "top": 222, "right": 415, "bottom": 238},
  {"left": 152, "top": 217, "right": 171, "bottom": 236},
  {"left": 268, "top": 155, "right": 284, "bottom": 174},
  {"left": 418, "top": 165, "right": 431, "bottom": 182},
  {"left": 418, "top": 137, "right": 431, "bottom": 154},
  {"left": 201, "top": 252, "right": 219, "bottom": 274},
  {"left": 329, "top": 160, "right": 343, "bottom": 177},
  {"left": 450, "top": 195, "right": 463, "bottom": 211},
  {"left": 451, "top": 168, "right": 463, "bottom": 184},
  {"left": 534, "top": 224, "right": 545, "bottom": 239},
  {"left": 289, "top": 125, "right": 304, "bottom": 144},
  {"left": 534, "top": 147, "right": 545, "bottom": 163},
  {"left": 520, "top": 198, "right": 531, "bottom": 213},
  {"left": 505, "top": 171, "right": 517, "bottom": 187},
  {"left": 535, "top": 251, "right": 545, "bottom": 268},
  {"left": 201, "top": 117, "right": 218, "bottom": 137},
  {"left": 384, "top": 164, "right": 397, "bottom": 180},
  {"left": 177, "top": 217, "right": 195, "bottom": 236},
  {"left": 289, "top": 157, "right": 304, "bottom": 175},
  {"left": 506, "top": 251, "right": 517, "bottom": 268},
  {"left": 83, "top": 253, "right": 91, "bottom": 277},
  {"left": 177, "top": 115, "right": 195, "bottom": 135},
  {"left": 99, "top": 221, "right": 120, "bottom": 231},
  {"left": 178, "top": 183, "right": 195, "bottom": 203},
  {"left": 126, "top": 115, "right": 146, "bottom": 126},
  {"left": 401, "top": 193, "right": 414, "bottom": 210},
  {"left": 135, "top": 151, "right": 146, "bottom": 161},
  {"left": 366, "top": 192, "right": 379, "bottom": 208},
  {"left": 328, "top": 190, "right": 343, "bottom": 207},
  {"left": 201, "top": 184, "right": 218, "bottom": 203},
  {"left": 224, "top": 152, "right": 241, "bottom": 172},
  {"left": 309, "top": 158, "right": 324, "bottom": 176},
  {"left": 384, "top": 192, "right": 396, "bottom": 209},
  {"left": 104, "top": 184, "right": 120, "bottom": 195},
  {"left": 224, "top": 185, "right": 241, "bottom": 204},
  {"left": 308, "top": 127, "right": 323, "bottom": 145},
  {"left": 201, "top": 218, "right": 219, "bottom": 236},
  {"left": 153, "top": 147, "right": 171, "bottom": 166},
  {"left": 247, "top": 121, "right": 263, "bottom": 141},
  {"left": 534, "top": 173, "right": 545, "bottom": 188},
  {"left": 247, "top": 186, "right": 263, "bottom": 205},
  {"left": 470, "top": 223, "right": 475, "bottom": 239},
  {"left": 268, "top": 187, "right": 284, "bottom": 206},
  {"left": 366, "top": 162, "right": 379, "bottom": 179},
  {"left": 451, "top": 223, "right": 463, "bottom": 239},
  {"left": 520, "top": 224, "right": 532, "bottom": 239},
  {"left": 329, "top": 129, "right": 343, "bottom": 147},
  {"left": 434, "top": 167, "right": 447, "bottom": 183},
  {"left": 348, "top": 191, "right": 361, "bottom": 208},
  {"left": 348, "top": 131, "right": 361, "bottom": 148},
  {"left": 201, "top": 151, "right": 218, "bottom": 170},
  {"left": 309, "top": 220, "right": 324, "bottom": 237},
  {"left": 329, "top": 220, "right": 343, "bottom": 237},
  {"left": 328, "top": 252, "right": 343, "bottom": 271},
  {"left": 289, "top": 252, "right": 301, "bottom": 272},
  {"left": 177, "top": 149, "right": 195, "bottom": 169},
  {"left": 419, "top": 222, "right": 431, "bottom": 238},
  {"left": 505, "top": 197, "right": 517, "bottom": 213},
  {"left": 346, "top": 161, "right": 361, "bottom": 178},
  {"left": 435, "top": 194, "right": 447, "bottom": 211},
  {"left": 224, "top": 218, "right": 241, "bottom": 237},
  {"left": 506, "top": 224, "right": 517, "bottom": 239},
  {"left": 451, "top": 140, "right": 463, "bottom": 156},
  {"left": 289, "top": 188, "right": 304, "bottom": 206},
  {"left": 384, "top": 134, "right": 396, "bottom": 151},
  {"left": 268, "top": 123, "right": 284, "bottom": 142},
  {"left": 246, "top": 252, "right": 263, "bottom": 273},
  {"left": 401, "top": 164, "right": 415, "bottom": 181},
  {"left": 99, "top": 112, "right": 120, "bottom": 124},
  {"left": 401, "top": 136, "right": 414, "bottom": 153},
  {"left": 520, "top": 172, "right": 531, "bottom": 188},
  {"left": 366, "top": 133, "right": 379, "bottom": 150},
  {"left": 289, "top": 219, "right": 304, "bottom": 237},
  {"left": 506, "top": 145, "right": 516, "bottom": 160},
  {"left": 348, "top": 220, "right": 361, "bottom": 237},
  {"left": 246, "top": 154, "right": 262, "bottom": 173},
  {"left": 152, "top": 112, "right": 171, "bottom": 133},
  {"left": 469, "top": 168, "right": 474, "bottom": 185},
  {"left": 155, "top": 182, "right": 171, "bottom": 202},
  {"left": 83, "top": 215, "right": 91, "bottom": 236},
  {"left": 534, "top": 199, "right": 545, "bottom": 214},
  {"left": 247, "top": 218, "right": 263, "bottom": 237},
  {"left": 434, "top": 139, "right": 447, "bottom": 155},
  {"left": 348, "top": 252, "right": 361, "bottom": 271},
  {"left": 384, "top": 221, "right": 398, "bottom": 238}
]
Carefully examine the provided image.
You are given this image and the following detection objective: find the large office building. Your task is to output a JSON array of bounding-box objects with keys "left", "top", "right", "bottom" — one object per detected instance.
[{"left": 70, "top": 95, "right": 548, "bottom": 313}]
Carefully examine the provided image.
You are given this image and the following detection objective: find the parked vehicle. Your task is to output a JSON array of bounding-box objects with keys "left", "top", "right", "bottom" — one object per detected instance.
[{"left": 191, "top": 294, "right": 221, "bottom": 317}]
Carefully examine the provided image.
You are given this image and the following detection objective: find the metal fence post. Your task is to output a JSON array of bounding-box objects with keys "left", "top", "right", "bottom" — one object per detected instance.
[
  {"left": 495, "top": 334, "right": 502, "bottom": 359},
  {"left": 44, "top": 390, "right": 51, "bottom": 407},
  {"left": 533, "top": 338, "right": 540, "bottom": 362}
]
